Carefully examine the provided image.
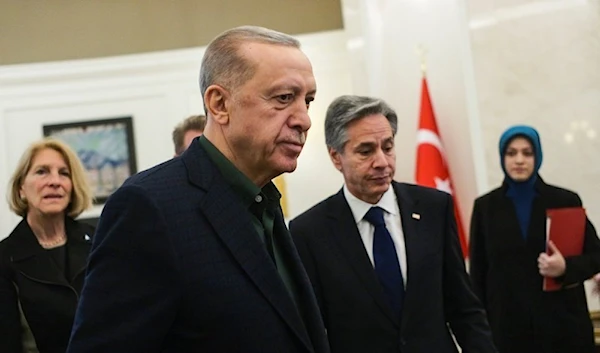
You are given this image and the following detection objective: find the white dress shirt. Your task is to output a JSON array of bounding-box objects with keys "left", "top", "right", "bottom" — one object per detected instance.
[{"left": 343, "top": 184, "right": 408, "bottom": 287}]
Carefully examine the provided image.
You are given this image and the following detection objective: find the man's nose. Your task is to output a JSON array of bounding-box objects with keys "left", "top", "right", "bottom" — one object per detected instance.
[
  {"left": 372, "top": 148, "right": 389, "bottom": 168},
  {"left": 290, "top": 100, "right": 312, "bottom": 132}
]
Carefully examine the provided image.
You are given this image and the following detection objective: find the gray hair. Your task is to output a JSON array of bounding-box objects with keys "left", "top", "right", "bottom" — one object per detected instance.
[
  {"left": 199, "top": 26, "right": 300, "bottom": 102},
  {"left": 325, "top": 95, "right": 398, "bottom": 152}
]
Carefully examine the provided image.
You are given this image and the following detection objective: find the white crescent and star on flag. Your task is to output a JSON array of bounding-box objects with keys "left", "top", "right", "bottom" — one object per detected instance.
[
  {"left": 416, "top": 128, "right": 453, "bottom": 195},
  {"left": 433, "top": 177, "right": 452, "bottom": 194}
]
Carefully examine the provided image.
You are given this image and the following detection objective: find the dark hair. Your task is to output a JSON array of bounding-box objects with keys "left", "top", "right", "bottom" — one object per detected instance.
[{"left": 172, "top": 115, "right": 206, "bottom": 155}]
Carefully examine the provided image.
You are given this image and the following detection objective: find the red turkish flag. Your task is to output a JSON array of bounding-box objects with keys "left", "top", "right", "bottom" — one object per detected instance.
[{"left": 415, "top": 77, "right": 468, "bottom": 258}]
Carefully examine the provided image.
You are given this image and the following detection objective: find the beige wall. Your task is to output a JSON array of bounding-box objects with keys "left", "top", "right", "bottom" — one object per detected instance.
[{"left": 0, "top": 0, "right": 343, "bottom": 65}]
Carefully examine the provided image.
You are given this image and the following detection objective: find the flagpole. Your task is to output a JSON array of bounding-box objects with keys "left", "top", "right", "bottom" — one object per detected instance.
[{"left": 415, "top": 44, "right": 428, "bottom": 77}]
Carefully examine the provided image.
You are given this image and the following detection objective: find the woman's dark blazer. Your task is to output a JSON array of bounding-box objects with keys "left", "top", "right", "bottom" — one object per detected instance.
[
  {"left": 470, "top": 177, "right": 600, "bottom": 353},
  {"left": 0, "top": 217, "right": 94, "bottom": 353}
]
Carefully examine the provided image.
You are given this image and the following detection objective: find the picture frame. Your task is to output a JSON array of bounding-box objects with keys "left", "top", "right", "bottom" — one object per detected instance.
[{"left": 43, "top": 116, "right": 137, "bottom": 204}]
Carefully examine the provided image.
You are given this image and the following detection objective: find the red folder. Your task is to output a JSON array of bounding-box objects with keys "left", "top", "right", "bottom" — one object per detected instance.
[{"left": 543, "top": 207, "right": 586, "bottom": 291}]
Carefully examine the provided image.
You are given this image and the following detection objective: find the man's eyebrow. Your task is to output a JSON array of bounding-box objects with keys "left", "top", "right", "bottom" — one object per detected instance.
[
  {"left": 266, "top": 82, "right": 317, "bottom": 96},
  {"left": 353, "top": 141, "right": 376, "bottom": 149},
  {"left": 266, "top": 83, "right": 300, "bottom": 94}
]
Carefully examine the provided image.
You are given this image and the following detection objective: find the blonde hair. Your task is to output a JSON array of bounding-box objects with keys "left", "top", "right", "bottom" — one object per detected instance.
[{"left": 8, "top": 138, "right": 93, "bottom": 217}]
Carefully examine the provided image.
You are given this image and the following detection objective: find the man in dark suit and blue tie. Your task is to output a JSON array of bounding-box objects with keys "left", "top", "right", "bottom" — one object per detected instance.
[
  {"left": 66, "top": 26, "right": 329, "bottom": 353},
  {"left": 289, "top": 95, "right": 497, "bottom": 353}
]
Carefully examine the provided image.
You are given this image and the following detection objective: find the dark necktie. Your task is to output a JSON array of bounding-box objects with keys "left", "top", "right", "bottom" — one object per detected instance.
[{"left": 364, "top": 206, "right": 405, "bottom": 318}]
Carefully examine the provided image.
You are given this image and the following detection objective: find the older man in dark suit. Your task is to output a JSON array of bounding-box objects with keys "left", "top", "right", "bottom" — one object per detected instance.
[
  {"left": 66, "top": 26, "right": 328, "bottom": 353},
  {"left": 290, "top": 95, "right": 496, "bottom": 353}
]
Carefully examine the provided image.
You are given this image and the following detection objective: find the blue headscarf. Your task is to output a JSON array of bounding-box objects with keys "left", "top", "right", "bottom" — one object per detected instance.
[{"left": 498, "top": 125, "right": 543, "bottom": 239}]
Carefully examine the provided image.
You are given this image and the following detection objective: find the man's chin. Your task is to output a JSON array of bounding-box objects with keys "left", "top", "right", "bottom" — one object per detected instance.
[
  {"left": 371, "top": 178, "right": 391, "bottom": 187},
  {"left": 280, "top": 163, "right": 298, "bottom": 174},
  {"left": 272, "top": 159, "right": 299, "bottom": 176}
]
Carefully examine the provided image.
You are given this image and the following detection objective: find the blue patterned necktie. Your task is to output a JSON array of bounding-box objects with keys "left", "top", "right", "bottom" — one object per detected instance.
[{"left": 364, "top": 206, "right": 405, "bottom": 318}]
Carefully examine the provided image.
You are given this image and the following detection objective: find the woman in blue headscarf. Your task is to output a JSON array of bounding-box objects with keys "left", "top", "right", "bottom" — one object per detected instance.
[{"left": 469, "top": 125, "right": 600, "bottom": 353}]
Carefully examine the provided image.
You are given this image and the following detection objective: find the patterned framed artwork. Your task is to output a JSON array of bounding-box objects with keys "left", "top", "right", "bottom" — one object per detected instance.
[{"left": 43, "top": 116, "right": 137, "bottom": 204}]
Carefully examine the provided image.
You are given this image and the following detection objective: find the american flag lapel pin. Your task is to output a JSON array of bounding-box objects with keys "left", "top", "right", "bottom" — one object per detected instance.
[{"left": 412, "top": 213, "right": 421, "bottom": 220}]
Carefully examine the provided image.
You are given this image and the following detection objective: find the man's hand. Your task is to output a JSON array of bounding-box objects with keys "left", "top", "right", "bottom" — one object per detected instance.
[{"left": 538, "top": 241, "right": 566, "bottom": 278}]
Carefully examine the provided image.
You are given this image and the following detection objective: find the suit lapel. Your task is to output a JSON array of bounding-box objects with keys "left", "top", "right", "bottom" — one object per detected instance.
[
  {"left": 65, "top": 218, "right": 93, "bottom": 283},
  {"left": 184, "top": 143, "right": 313, "bottom": 352},
  {"left": 9, "top": 220, "right": 71, "bottom": 287},
  {"left": 527, "top": 180, "right": 551, "bottom": 252},
  {"left": 393, "top": 183, "right": 422, "bottom": 331},
  {"left": 327, "top": 189, "right": 400, "bottom": 327},
  {"left": 273, "top": 208, "right": 328, "bottom": 352}
]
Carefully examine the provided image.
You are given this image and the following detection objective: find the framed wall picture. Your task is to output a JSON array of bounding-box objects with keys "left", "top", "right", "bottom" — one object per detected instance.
[{"left": 43, "top": 116, "right": 137, "bottom": 204}]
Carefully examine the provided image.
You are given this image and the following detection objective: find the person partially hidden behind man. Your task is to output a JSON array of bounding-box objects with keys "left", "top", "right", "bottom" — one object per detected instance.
[
  {"left": 290, "top": 95, "right": 497, "bottom": 353},
  {"left": 172, "top": 114, "right": 206, "bottom": 157},
  {"left": 66, "top": 26, "right": 329, "bottom": 353}
]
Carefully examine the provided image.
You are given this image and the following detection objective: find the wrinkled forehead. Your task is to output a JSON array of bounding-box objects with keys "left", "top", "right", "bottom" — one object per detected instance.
[
  {"left": 241, "top": 42, "right": 312, "bottom": 71},
  {"left": 240, "top": 45, "right": 316, "bottom": 96}
]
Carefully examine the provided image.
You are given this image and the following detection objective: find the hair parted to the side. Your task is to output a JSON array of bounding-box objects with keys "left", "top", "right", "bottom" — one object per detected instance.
[
  {"left": 8, "top": 138, "right": 93, "bottom": 218},
  {"left": 172, "top": 115, "right": 207, "bottom": 155},
  {"left": 199, "top": 26, "right": 301, "bottom": 110},
  {"left": 324, "top": 95, "right": 398, "bottom": 153}
]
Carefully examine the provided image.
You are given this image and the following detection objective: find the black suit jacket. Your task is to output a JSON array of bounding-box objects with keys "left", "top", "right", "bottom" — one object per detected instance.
[
  {"left": 290, "top": 182, "right": 496, "bottom": 353},
  {"left": 66, "top": 139, "right": 329, "bottom": 353},
  {"left": 469, "top": 178, "right": 600, "bottom": 353},
  {"left": 0, "top": 217, "right": 94, "bottom": 353}
]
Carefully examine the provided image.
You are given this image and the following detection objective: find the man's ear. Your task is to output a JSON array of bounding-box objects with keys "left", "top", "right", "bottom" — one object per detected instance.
[
  {"left": 204, "top": 85, "right": 230, "bottom": 125},
  {"left": 328, "top": 147, "right": 343, "bottom": 172}
]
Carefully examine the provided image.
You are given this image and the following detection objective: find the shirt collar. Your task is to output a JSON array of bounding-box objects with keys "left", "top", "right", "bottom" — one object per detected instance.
[
  {"left": 198, "top": 135, "right": 266, "bottom": 209},
  {"left": 343, "top": 184, "right": 398, "bottom": 225}
]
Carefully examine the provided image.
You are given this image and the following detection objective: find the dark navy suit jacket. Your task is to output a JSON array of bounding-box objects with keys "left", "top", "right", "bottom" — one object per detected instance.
[
  {"left": 66, "top": 139, "right": 329, "bottom": 353},
  {"left": 290, "top": 182, "right": 496, "bottom": 353}
]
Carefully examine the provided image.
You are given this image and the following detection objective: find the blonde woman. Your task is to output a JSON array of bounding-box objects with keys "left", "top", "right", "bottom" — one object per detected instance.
[{"left": 0, "top": 138, "right": 94, "bottom": 353}]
